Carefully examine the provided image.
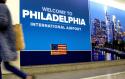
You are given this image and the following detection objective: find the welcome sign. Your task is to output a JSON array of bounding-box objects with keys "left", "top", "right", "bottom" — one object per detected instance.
[
  {"left": 22, "top": 8, "right": 86, "bottom": 26},
  {"left": 20, "top": 0, "right": 91, "bottom": 51}
]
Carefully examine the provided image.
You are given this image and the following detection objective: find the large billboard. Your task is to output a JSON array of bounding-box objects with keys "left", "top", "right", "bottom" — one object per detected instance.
[
  {"left": 20, "top": 0, "right": 91, "bottom": 51},
  {"left": 90, "top": 0, "right": 125, "bottom": 61}
]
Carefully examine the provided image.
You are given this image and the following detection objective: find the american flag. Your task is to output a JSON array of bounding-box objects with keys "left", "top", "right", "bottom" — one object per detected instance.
[{"left": 51, "top": 44, "right": 67, "bottom": 55}]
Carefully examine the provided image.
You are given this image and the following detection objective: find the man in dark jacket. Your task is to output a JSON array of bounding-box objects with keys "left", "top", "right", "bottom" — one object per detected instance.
[{"left": 0, "top": 0, "right": 33, "bottom": 79}]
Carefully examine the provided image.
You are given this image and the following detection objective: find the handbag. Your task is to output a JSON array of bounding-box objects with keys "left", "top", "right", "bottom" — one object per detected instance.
[{"left": 13, "top": 24, "right": 25, "bottom": 51}]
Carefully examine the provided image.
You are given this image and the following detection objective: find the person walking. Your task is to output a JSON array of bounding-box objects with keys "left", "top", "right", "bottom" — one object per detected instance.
[{"left": 0, "top": 0, "right": 33, "bottom": 79}]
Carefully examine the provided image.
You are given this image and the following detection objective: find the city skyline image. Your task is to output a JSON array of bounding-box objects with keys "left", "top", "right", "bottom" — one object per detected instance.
[{"left": 90, "top": 0, "right": 125, "bottom": 61}]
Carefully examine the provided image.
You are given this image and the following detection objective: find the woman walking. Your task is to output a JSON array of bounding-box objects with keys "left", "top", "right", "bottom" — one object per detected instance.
[{"left": 0, "top": 0, "right": 33, "bottom": 79}]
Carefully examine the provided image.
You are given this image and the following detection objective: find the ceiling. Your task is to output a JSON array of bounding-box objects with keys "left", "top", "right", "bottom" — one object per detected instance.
[{"left": 115, "top": 0, "right": 125, "bottom": 4}]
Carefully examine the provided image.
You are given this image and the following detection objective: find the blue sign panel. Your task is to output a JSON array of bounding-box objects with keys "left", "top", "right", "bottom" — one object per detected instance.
[{"left": 20, "top": 0, "right": 91, "bottom": 51}]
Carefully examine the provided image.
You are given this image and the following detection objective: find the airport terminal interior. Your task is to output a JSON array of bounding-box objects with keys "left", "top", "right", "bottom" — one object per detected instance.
[{"left": 2, "top": 0, "right": 125, "bottom": 79}]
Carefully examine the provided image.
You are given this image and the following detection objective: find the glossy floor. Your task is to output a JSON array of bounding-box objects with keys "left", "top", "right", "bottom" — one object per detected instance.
[
  {"left": 81, "top": 71, "right": 125, "bottom": 79},
  {"left": 35, "top": 65, "right": 125, "bottom": 79}
]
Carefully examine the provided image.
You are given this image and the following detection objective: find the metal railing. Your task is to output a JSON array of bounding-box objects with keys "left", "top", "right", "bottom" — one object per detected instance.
[{"left": 92, "top": 47, "right": 125, "bottom": 61}]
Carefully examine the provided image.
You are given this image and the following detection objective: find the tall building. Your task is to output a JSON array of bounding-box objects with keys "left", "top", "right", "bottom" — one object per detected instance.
[
  {"left": 105, "top": 8, "right": 113, "bottom": 43},
  {"left": 92, "top": 19, "right": 107, "bottom": 46}
]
